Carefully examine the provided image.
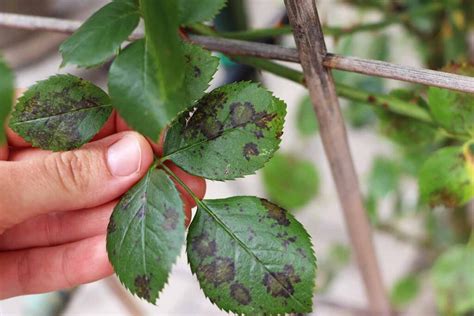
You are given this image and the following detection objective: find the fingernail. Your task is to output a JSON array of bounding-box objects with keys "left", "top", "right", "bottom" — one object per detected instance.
[{"left": 107, "top": 135, "right": 142, "bottom": 177}]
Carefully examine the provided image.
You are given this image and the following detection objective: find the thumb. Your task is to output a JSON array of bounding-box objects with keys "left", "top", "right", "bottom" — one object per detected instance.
[{"left": 0, "top": 131, "right": 153, "bottom": 232}]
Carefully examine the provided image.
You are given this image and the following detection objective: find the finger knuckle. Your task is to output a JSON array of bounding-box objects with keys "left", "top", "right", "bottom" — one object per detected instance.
[{"left": 46, "top": 151, "right": 93, "bottom": 194}]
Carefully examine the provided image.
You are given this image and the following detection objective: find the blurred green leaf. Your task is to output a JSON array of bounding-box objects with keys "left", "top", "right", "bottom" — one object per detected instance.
[
  {"left": 262, "top": 153, "right": 320, "bottom": 210},
  {"left": 365, "top": 156, "right": 400, "bottom": 222},
  {"left": 418, "top": 143, "right": 474, "bottom": 208},
  {"left": 431, "top": 245, "right": 474, "bottom": 315},
  {"left": 0, "top": 56, "right": 13, "bottom": 145},
  {"left": 368, "top": 156, "right": 400, "bottom": 198},
  {"left": 428, "top": 63, "right": 474, "bottom": 136},
  {"left": 390, "top": 275, "right": 420, "bottom": 308},
  {"left": 296, "top": 95, "right": 318, "bottom": 136},
  {"left": 377, "top": 90, "right": 436, "bottom": 148}
]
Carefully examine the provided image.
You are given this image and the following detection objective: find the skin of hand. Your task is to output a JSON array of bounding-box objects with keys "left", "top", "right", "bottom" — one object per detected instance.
[{"left": 0, "top": 110, "right": 206, "bottom": 299}]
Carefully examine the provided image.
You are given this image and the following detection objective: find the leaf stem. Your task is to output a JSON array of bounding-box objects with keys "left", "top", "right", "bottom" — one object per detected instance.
[{"left": 160, "top": 162, "right": 201, "bottom": 204}]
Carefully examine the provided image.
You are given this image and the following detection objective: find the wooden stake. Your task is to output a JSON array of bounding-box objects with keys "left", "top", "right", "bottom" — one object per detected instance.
[{"left": 284, "top": 1, "right": 393, "bottom": 315}]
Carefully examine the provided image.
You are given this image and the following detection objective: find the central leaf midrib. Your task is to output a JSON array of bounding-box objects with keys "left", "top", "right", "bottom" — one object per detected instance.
[
  {"left": 11, "top": 103, "right": 112, "bottom": 126},
  {"left": 163, "top": 118, "right": 255, "bottom": 160},
  {"left": 198, "top": 201, "right": 308, "bottom": 310}
]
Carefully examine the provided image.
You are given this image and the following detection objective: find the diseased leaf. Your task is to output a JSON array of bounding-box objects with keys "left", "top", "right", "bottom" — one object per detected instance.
[
  {"left": 390, "top": 275, "right": 420, "bottom": 308},
  {"left": 0, "top": 56, "right": 14, "bottom": 145},
  {"left": 9, "top": 74, "right": 112, "bottom": 151},
  {"left": 179, "top": 0, "right": 227, "bottom": 25},
  {"left": 262, "top": 153, "right": 319, "bottom": 210},
  {"left": 107, "top": 168, "right": 185, "bottom": 303},
  {"left": 296, "top": 95, "right": 318, "bottom": 136},
  {"left": 109, "top": 40, "right": 218, "bottom": 140},
  {"left": 60, "top": 0, "right": 140, "bottom": 68},
  {"left": 431, "top": 245, "right": 474, "bottom": 315},
  {"left": 418, "top": 143, "right": 474, "bottom": 208},
  {"left": 187, "top": 196, "right": 316, "bottom": 314},
  {"left": 140, "top": 0, "right": 184, "bottom": 97},
  {"left": 164, "top": 82, "right": 286, "bottom": 180}
]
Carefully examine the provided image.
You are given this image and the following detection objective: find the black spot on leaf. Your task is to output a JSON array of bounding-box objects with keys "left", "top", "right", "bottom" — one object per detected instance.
[
  {"left": 261, "top": 199, "right": 290, "bottom": 226},
  {"left": 162, "top": 206, "right": 179, "bottom": 230},
  {"left": 263, "top": 265, "right": 301, "bottom": 298},
  {"left": 254, "top": 111, "right": 277, "bottom": 130},
  {"left": 135, "top": 205, "right": 146, "bottom": 219},
  {"left": 243, "top": 143, "right": 259, "bottom": 161},
  {"left": 230, "top": 102, "right": 256, "bottom": 127},
  {"left": 191, "top": 232, "right": 217, "bottom": 259},
  {"left": 230, "top": 283, "right": 252, "bottom": 305},
  {"left": 107, "top": 217, "right": 117, "bottom": 234},
  {"left": 193, "top": 66, "right": 201, "bottom": 78},
  {"left": 200, "top": 257, "right": 235, "bottom": 286},
  {"left": 134, "top": 274, "right": 151, "bottom": 300}
]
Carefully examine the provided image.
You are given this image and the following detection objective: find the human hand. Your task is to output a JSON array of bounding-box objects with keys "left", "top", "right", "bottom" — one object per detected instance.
[{"left": 0, "top": 113, "right": 205, "bottom": 299}]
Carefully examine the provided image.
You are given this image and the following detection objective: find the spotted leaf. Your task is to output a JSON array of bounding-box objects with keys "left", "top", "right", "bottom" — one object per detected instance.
[
  {"left": 0, "top": 56, "right": 14, "bottom": 145},
  {"left": 179, "top": 0, "right": 227, "bottom": 25},
  {"left": 187, "top": 196, "right": 316, "bottom": 314},
  {"left": 163, "top": 82, "right": 286, "bottom": 180},
  {"left": 60, "top": 0, "right": 140, "bottom": 68},
  {"left": 107, "top": 168, "right": 185, "bottom": 303},
  {"left": 9, "top": 74, "right": 112, "bottom": 151},
  {"left": 418, "top": 142, "right": 474, "bottom": 208},
  {"left": 109, "top": 40, "right": 218, "bottom": 140}
]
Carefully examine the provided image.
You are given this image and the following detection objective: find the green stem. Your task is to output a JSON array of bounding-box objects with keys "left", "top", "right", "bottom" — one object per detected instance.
[
  {"left": 335, "top": 83, "right": 433, "bottom": 123},
  {"left": 231, "top": 56, "right": 305, "bottom": 84},
  {"left": 231, "top": 56, "right": 435, "bottom": 124},
  {"left": 161, "top": 163, "right": 201, "bottom": 204}
]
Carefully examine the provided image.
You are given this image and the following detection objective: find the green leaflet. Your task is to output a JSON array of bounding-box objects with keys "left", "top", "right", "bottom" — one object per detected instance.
[
  {"left": 428, "top": 87, "right": 474, "bottom": 136},
  {"left": 179, "top": 0, "right": 227, "bottom": 25},
  {"left": 296, "top": 95, "right": 318, "bottom": 136},
  {"left": 9, "top": 74, "right": 112, "bottom": 151},
  {"left": 163, "top": 82, "right": 286, "bottom": 180},
  {"left": 60, "top": 0, "right": 140, "bottom": 68},
  {"left": 107, "top": 168, "right": 185, "bottom": 303},
  {"left": 418, "top": 143, "right": 474, "bottom": 208},
  {"left": 390, "top": 275, "right": 420, "bottom": 308},
  {"left": 0, "top": 56, "right": 14, "bottom": 145},
  {"left": 109, "top": 40, "right": 218, "bottom": 140},
  {"left": 431, "top": 245, "right": 474, "bottom": 315},
  {"left": 187, "top": 196, "right": 316, "bottom": 314},
  {"left": 428, "top": 63, "right": 474, "bottom": 136},
  {"left": 140, "top": 0, "right": 185, "bottom": 99},
  {"left": 262, "top": 153, "right": 319, "bottom": 210}
]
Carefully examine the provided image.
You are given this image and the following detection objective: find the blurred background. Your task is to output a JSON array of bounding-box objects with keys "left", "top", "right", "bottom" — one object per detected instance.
[{"left": 1, "top": 0, "right": 473, "bottom": 315}]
